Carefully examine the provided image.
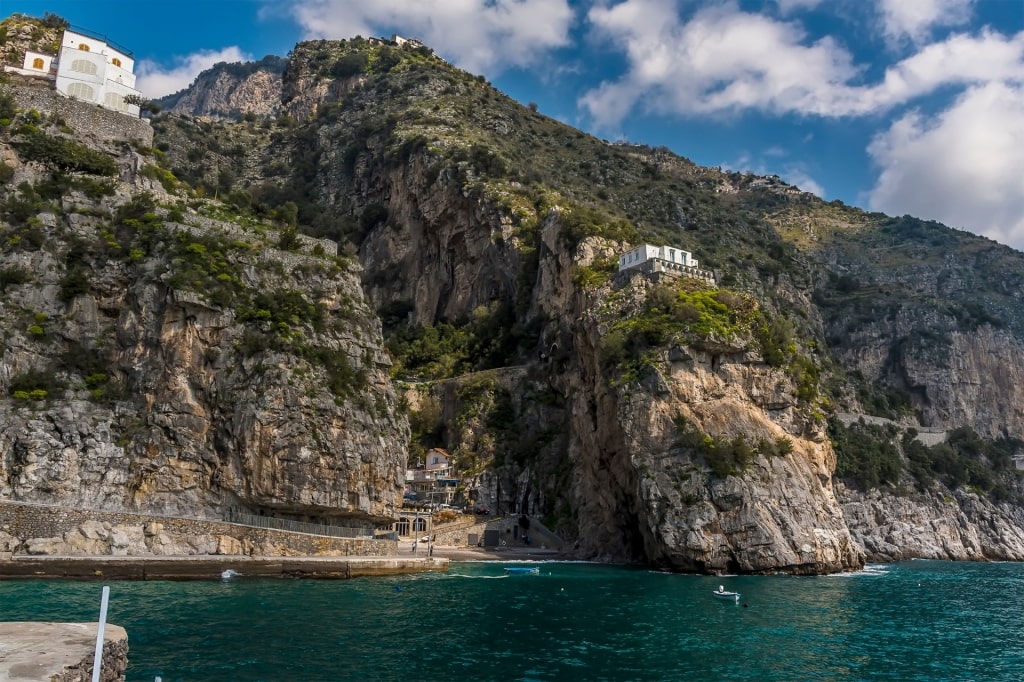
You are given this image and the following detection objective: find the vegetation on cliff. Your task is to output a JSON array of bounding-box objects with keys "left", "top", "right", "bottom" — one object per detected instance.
[
  {"left": 79, "top": 33, "right": 1024, "bottom": 503},
  {"left": 830, "top": 418, "right": 1023, "bottom": 502},
  {"left": 0, "top": 63, "right": 406, "bottom": 521},
  {"left": 5, "top": 13, "right": 1024, "bottom": 565}
]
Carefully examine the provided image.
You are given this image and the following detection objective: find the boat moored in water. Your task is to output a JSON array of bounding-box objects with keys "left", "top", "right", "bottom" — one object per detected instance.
[{"left": 713, "top": 585, "right": 740, "bottom": 600}]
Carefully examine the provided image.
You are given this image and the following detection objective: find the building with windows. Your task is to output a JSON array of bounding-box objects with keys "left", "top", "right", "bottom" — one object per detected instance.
[
  {"left": 618, "top": 243, "right": 716, "bottom": 285},
  {"left": 4, "top": 27, "right": 141, "bottom": 117},
  {"left": 619, "top": 244, "right": 699, "bottom": 271},
  {"left": 405, "top": 449, "right": 459, "bottom": 507}
]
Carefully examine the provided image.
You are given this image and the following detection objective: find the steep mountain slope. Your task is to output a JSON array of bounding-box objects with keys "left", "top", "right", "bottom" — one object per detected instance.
[
  {"left": 4, "top": 19, "right": 1024, "bottom": 570},
  {"left": 768, "top": 198, "right": 1024, "bottom": 437},
  {"left": 0, "top": 80, "right": 406, "bottom": 526},
  {"left": 252, "top": 38, "right": 1023, "bottom": 569}
]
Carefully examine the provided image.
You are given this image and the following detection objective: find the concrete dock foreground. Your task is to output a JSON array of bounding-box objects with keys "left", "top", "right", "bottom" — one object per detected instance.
[{"left": 0, "top": 622, "right": 128, "bottom": 681}]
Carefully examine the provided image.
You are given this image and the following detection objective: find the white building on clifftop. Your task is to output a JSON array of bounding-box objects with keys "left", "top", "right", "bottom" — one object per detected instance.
[
  {"left": 4, "top": 27, "right": 141, "bottom": 117},
  {"left": 618, "top": 243, "right": 716, "bottom": 285},
  {"left": 619, "top": 244, "right": 699, "bottom": 271}
]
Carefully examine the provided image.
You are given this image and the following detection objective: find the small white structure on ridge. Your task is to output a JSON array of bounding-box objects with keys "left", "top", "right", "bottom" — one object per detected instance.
[{"left": 15, "top": 50, "right": 56, "bottom": 76}]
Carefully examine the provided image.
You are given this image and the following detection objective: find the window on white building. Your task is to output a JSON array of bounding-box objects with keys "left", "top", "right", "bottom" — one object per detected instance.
[
  {"left": 111, "top": 57, "right": 122, "bottom": 68},
  {"left": 78, "top": 43, "right": 90, "bottom": 52},
  {"left": 67, "top": 82, "right": 94, "bottom": 100},
  {"left": 32, "top": 57, "right": 44, "bottom": 69},
  {"left": 71, "top": 59, "right": 98, "bottom": 75},
  {"left": 104, "top": 92, "right": 127, "bottom": 111}
]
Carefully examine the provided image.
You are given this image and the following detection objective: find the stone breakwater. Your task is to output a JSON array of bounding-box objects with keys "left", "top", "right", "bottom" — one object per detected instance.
[
  {"left": 0, "top": 554, "right": 448, "bottom": 580},
  {"left": 0, "top": 501, "right": 395, "bottom": 557}
]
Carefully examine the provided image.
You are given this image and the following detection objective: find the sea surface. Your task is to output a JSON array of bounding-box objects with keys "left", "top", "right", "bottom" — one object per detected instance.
[{"left": 2, "top": 560, "right": 1022, "bottom": 681}]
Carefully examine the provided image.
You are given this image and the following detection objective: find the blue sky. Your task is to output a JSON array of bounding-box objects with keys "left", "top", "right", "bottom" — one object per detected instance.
[{"left": 7, "top": 0, "right": 1024, "bottom": 250}]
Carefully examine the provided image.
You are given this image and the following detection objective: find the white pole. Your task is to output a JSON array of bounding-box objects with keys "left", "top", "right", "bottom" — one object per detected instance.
[{"left": 91, "top": 585, "right": 110, "bottom": 682}]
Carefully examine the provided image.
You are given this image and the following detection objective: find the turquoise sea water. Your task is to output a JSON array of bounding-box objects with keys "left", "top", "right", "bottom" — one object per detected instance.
[{"left": 2, "top": 560, "right": 1023, "bottom": 681}]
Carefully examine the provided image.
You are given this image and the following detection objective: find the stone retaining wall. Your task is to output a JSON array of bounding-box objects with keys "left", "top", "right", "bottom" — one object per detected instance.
[
  {"left": 430, "top": 516, "right": 564, "bottom": 550},
  {"left": 431, "top": 518, "right": 489, "bottom": 546},
  {"left": 3, "top": 79, "right": 154, "bottom": 146},
  {"left": 0, "top": 501, "right": 396, "bottom": 557}
]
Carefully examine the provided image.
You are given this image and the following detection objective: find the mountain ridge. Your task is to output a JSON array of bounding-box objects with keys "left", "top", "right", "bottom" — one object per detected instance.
[{"left": 3, "top": 15, "right": 1024, "bottom": 570}]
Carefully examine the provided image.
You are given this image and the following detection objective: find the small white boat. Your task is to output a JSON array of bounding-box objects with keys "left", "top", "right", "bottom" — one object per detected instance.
[
  {"left": 504, "top": 567, "right": 540, "bottom": 575},
  {"left": 713, "top": 585, "right": 740, "bottom": 600}
]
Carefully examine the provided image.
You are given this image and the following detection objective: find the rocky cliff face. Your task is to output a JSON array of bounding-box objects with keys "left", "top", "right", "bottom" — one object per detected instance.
[
  {"left": 158, "top": 56, "right": 286, "bottom": 120},
  {"left": 789, "top": 209, "right": 1024, "bottom": 440},
  {"left": 0, "top": 94, "right": 407, "bottom": 525},
  {"left": 260, "top": 38, "right": 858, "bottom": 570},
  {"left": 7, "top": 28, "right": 1024, "bottom": 571},
  {"left": 842, "top": 320, "right": 1024, "bottom": 440},
  {"left": 533, "top": 227, "right": 861, "bottom": 571},
  {"left": 237, "top": 38, "right": 1024, "bottom": 571},
  {"left": 840, "top": 484, "right": 1024, "bottom": 561}
]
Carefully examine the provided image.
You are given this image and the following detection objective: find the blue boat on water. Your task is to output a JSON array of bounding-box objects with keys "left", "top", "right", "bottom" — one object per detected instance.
[{"left": 504, "top": 567, "right": 540, "bottom": 575}]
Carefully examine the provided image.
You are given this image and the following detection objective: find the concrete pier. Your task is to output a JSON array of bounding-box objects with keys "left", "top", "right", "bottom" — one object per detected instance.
[
  {"left": 0, "top": 555, "right": 448, "bottom": 580},
  {"left": 0, "top": 622, "right": 128, "bottom": 681}
]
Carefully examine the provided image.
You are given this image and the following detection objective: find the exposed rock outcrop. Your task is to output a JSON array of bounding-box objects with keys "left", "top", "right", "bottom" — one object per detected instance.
[
  {"left": 0, "top": 129, "right": 407, "bottom": 524},
  {"left": 7, "top": 26, "right": 1024, "bottom": 573},
  {"left": 159, "top": 56, "right": 286, "bottom": 120},
  {"left": 840, "top": 484, "right": 1024, "bottom": 561}
]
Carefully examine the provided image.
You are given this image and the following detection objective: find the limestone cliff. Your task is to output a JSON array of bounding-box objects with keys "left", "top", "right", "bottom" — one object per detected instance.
[
  {"left": 158, "top": 56, "right": 286, "bottom": 120},
  {"left": 244, "top": 39, "right": 860, "bottom": 571},
  {"left": 530, "top": 225, "right": 861, "bottom": 571},
  {"left": 0, "top": 89, "right": 407, "bottom": 526},
  {"left": 191, "top": 36, "right": 1022, "bottom": 571},
  {"left": 840, "top": 484, "right": 1024, "bottom": 562},
  {"left": 7, "top": 27, "right": 1024, "bottom": 572},
  {"left": 783, "top": 208, "right": 1024, "bottom": 440}
]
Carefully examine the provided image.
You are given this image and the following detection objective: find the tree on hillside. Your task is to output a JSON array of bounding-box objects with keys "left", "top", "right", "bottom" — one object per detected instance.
[
  {"left": 42, "top": 12, "right": 69, "bottom": 30},
  {"left": 124, "top": 94, "right": 161, "bottom": 116}
]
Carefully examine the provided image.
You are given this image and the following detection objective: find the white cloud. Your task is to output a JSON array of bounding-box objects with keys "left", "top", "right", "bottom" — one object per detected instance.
[
  {"left": 580, "top": 1, "right": 865, "bottom": 126},
  {"left": 872, "top": 30, "right": 1024, "bottom": 103},
  {"left": 878, "top": 0, "right": 974, "bottom": 43},
  {"left": 285, "top": 0, "right": 574, "bottom": 74},
  {"left": 137, "top": 47, "right": 251, "bottom": 98},
  {"left": 580, "top": 1, "right": 1024, "bottom": 127},
  {"left": 867, "top": 82, "right": 1024, "bottom": 250}
]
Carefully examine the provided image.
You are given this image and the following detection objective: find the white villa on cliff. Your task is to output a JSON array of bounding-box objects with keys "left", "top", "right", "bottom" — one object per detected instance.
[
  {"left": 4, "top": 27, "right": 141, "bottom": 117},
  {"left": 619, "top": 244, "right": 699, "bottom": 271},
  {"left": 618, "top": 243, "right": 716, "bottom": 285}
]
